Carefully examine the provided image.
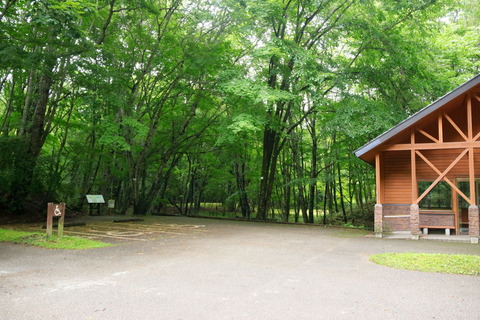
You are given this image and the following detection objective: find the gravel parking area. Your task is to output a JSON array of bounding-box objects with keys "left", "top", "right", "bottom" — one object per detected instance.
[{"left": 1, "top": 216, "right": 479, "bottom": 319}]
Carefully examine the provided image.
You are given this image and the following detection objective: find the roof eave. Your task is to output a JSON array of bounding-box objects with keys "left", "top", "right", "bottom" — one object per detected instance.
[{"left": 355, "top": 73, "right": 480, "bottom": 161}]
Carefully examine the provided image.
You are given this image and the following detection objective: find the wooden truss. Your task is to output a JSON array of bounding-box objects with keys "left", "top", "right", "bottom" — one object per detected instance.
[{"left": 376, "top": 93, "right": 480, "bottom": 206}]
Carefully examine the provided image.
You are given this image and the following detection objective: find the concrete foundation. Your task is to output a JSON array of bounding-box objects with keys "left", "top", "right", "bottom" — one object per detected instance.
[
  {"left": 469, "top": 205, "right": 479, "bottom": 244},
  {"left": 410, "top": 204, "right": 420, "bottom": 240},
  {"left": 374, "top": 204, "right": 383, "bottom": 238}
]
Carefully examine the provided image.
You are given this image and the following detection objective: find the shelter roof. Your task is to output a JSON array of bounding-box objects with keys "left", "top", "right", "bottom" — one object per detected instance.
[{"left": 355, "top": 73, "right": 480, "bottom": 164}]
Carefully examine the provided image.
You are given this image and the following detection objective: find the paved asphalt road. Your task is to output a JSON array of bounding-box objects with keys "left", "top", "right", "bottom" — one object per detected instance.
[{"left": 1, "top": 216, "right": 479, "bottom": 320}]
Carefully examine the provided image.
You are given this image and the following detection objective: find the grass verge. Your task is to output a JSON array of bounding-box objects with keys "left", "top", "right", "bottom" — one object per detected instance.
[
  {"left": 0, "top": 228, "right": 112, "bottom": 249},
  {"left": 370, "top": 252, "right": 480, "bottom": 276}
]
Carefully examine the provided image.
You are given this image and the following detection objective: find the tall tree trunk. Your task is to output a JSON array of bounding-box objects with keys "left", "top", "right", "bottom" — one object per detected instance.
[
  {"left": 337, "top": 162, "right": 347, "bottom": 223},
  {"left": 234, "top": 162, "right": 251, "bottom": 218},
  {"left": 279, "top": 152, "right": 291, "bottom": 222},
  {"left": 257, "top": 123, "right": 277, "bottom": 220},
  {"left": 291, "top": 135, "right": 309, "bottom": 223},
  {"left": 7, "top": 57, "right": 55, "bottom": 214},
  {"left": 27, "top": 63, "right": 53, "bottom": 158},
  {"left": 308, "top": 117, "right": 318, "bottom": 224},
  {"left": 322, "top": 182, "right": 329, "bottom": 225},
  {"left": 1, "top": 76, "right": 16, "bottom": 135}
]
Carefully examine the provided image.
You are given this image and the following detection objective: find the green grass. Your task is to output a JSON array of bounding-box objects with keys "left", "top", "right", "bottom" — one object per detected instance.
[
  {"left": 0, "top": 228, "right": 112, "bottom": 250},
  {"left": 370, "top": 252, "right": 480, "bottom": 276}
]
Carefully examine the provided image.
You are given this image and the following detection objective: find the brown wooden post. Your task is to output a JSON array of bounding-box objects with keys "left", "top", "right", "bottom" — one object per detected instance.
[
  {"left": 453, "top": 178, "right": 459, "bottom": 234},
  {"left": 46, "top": 203, "right": 66, "bottom": 239},
  {"left": 57, "top": 203, "right": 65, "bottom": 238},
  {"left": 410, "top": 130, "right": 418, "bottom": 204},
  {"left": 467, "top": 93, "right": 473, "bottom": 140},
  {"left": 466, "top": 94, "right": 478, "bottom": 243},
  {"left": 438, "top": 113, "right": 443, "bottom": 143},
  {"left": 46, "top": 203, "right": 54, "bottom": 239},
  {"left": 469, "top": 148, "right": 475, "bottom": 204},
  {"left": 467, "top": 94, "right": 475, "bottom": 205},
  {"left": 375, "top": 153, "right": 383, "bottom": 204},
  {"left": 375, "top": 153, "right": 383, "bottom": 238},
  {"left": 410, "top": 130, "right": 420, "bottom": 239}
]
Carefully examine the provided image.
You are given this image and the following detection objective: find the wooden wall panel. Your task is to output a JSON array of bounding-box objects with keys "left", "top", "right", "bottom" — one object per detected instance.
[
  {"left": 382, "top": 148, "right": 480, "bottom": 205},
  {"left": 383, "top": 151, "right": 411, "bottom": 204}
]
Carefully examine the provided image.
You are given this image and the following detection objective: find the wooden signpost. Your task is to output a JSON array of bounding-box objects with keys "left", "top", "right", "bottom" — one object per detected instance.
[
  {"left": 108, "top": 199, "right": 115, "bottom": 215},
  {"left": 46, "top": 203, "right": 66, "bottom": 239}
]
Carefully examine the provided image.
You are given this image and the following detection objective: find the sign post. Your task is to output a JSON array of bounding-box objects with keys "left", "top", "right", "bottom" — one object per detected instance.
[
  {"left": 86, "top": 195, "right": 105, "bottom": 215},
  {"left": 46, "top": 203, "right": 66, "bottom": 239},
  {"left": 108, "top": 199, "right": 115, "bottom": 215}
]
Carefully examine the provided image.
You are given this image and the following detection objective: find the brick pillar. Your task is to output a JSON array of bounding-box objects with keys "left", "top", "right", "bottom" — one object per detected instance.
[
  {"left": 410, "top": 204, "right": 420, "bottom": 240},
  {"left": 374, "top": 204, "right": 383, "bottom": 238},
  {"left": 468, "top": 205, "right": 479, "bottom": 244}
]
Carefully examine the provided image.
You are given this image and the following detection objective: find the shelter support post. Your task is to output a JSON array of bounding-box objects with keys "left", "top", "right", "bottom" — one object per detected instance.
[
  {"left": 374, "top": 204, "right": 383, "bottom": 238},
  {"left": 469, "top": 205, "right": 479, "bottom": 244},
  {"left": 409, "top": 130, "right": 420, "bottom": 240},
  {"left": 410, "top": 204, "right": 420, "bottom": 240},
  {"left": 375, "top": 153, "right": 383, "bottom": 203},
  {"left": 410, "top": 131, "right": 417, "bottom": 204},
  {"left": 374, "top": 153, "right": 384, "bottom": 238}
]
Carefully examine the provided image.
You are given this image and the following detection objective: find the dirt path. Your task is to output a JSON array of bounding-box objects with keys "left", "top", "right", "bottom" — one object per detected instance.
[{"left": 1, "top": 216, "right": 479, "bottom": 319}]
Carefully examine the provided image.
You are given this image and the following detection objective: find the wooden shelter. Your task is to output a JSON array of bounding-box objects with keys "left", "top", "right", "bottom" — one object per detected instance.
[{"left": 355, "top": 74, "right": 480, "bottom": 243}]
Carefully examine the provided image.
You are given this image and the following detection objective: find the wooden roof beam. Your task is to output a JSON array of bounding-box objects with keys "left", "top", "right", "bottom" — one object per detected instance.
[
  {"left": 417, "top": 128, "right": 439, "bottom": 143},
  {"left": 383, "top": 141, "right": 480, "bottom": 151},
  {"left": 444, "top": 113, "right": 468, "bottom": 141},
  {"left": 467, "top": 93, "right": 473, "bottom": 140},
  {"left": 474, "top": 131, "right": 480, "bottom": 141}
]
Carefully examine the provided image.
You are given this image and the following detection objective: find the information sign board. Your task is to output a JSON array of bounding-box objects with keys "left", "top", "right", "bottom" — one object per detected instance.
[{"left": 86, "top": 195, "right": 105, "bottom": 204}]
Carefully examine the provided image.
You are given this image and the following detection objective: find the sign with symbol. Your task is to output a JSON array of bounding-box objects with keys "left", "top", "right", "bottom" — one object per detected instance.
[
  {"left": 46, "top": 203, "right": 66, "bottom": 239},
  {"left": 54, "top": 205, "right": 62, "bottom": 216}
]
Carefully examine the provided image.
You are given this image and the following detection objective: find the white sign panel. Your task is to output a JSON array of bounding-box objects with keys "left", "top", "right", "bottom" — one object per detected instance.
[{"left": 86, "top": 195, "right": 105, "bottom": 204}]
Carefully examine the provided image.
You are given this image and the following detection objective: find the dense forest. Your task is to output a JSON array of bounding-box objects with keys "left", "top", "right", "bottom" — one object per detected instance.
[{"left": 0, "top": 0, "right": 479, "bottom": 224}]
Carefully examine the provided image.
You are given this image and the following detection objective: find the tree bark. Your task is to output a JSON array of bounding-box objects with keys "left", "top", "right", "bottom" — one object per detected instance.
[
  {"left": 308, "top": 117, "right": 318, "bottom": 223},
  {"left": 234, "top": 162, "right": 251, "bottom": 218},
  {"left": 337, "top": 162, "right": 347, "bottom": 223}
]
